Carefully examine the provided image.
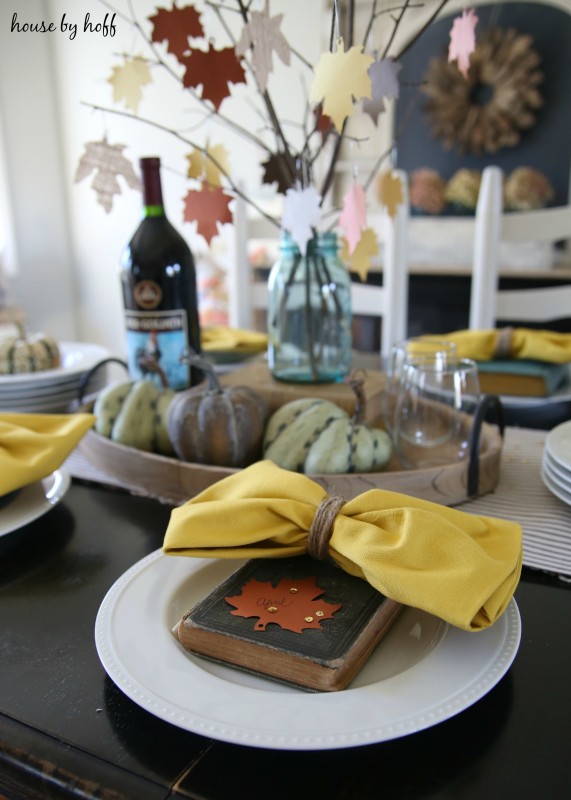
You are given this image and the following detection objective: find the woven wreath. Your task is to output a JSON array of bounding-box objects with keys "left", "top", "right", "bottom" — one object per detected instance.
[{"left": 421, "top": 27, "right": 543, "bottom": 155}]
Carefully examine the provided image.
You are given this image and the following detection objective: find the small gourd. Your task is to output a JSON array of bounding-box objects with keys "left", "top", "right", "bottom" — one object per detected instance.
[
  {"left": 167, "top": 355, "right": 269, "bottom": 467},
  {"left": 263, "top": 376, "right": 392, "bottom": 474},
  {"left": 93, "top": 365, "right": 175, "bottom": 456},
  {"left": 0, "top": 326, "right": 60, "bottom": 375}
]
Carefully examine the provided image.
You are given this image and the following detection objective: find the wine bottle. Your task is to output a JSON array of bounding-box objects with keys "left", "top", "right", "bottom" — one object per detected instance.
[{"left": 120, "top": 156, "right": 201, "bottom": 390}]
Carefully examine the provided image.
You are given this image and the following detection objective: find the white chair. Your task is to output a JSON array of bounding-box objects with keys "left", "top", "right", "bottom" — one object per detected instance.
[
  {"left": 470, "top": 165, "right": 571, "bottom": 330},
  {"left": 228, "top": 170, "right": 410, "bottom": 363}
]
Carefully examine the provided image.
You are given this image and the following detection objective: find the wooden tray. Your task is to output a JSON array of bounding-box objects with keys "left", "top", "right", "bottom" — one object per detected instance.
[{"left": 78, "top": 413, "right": 503, "bottom": 508}]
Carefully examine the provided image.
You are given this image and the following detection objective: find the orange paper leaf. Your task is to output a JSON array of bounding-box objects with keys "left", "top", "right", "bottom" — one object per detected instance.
[
  {"left": 179, "top": 46, "right": 247, "bottom": 109},
  {"left": 225, "top": 576, "right": 341, "bottom": 633},
  {"left": 149, "top": 3, "right": 203, "bottom": 59},
  {"left": 183, "top": 185, "right": 233, "bottom": 242}
]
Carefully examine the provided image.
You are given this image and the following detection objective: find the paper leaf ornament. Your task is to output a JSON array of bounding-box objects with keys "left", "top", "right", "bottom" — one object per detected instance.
[
  {"left": 261, "top": 152, "right": 295, "bottom": 194},
  {"left": 74, "top": 138, "right": 141, "bottom": 213},
  {"left": 108, "top": 56, "right": 152, "bottom": 113},
  {"left": 339, "top": 181, "right": 367, "bottom": 254},
  {"left": 149, "top": 3, "right": 204, "bottom": 59},
  {"left": 226, "top": 576, "right": 341, "bottom": 633},
  {"left": 340, "top": 227, "right": 379, "bottom": 281},
  {"left": 378, "top": 171, "right": 404, "bottom": 217},
  {"left": 186, "top": 141, "right": 230, "bottom": 188},
  {"left": 183, "top": 185, "right": 233, "bottom": 242},
  {"left": 282, "top": 184, "right": 322, "bottom": 255},
  {"left": 448, "top": 9, "right": 478, "bottom": 79},
  {"left": 309, "top": 38, "right": 373, "bottom": 130},
  {"left": 235, "top": 1, "right": 291, "bottom": 93},
  {"left": 369, "top": 57, "right": 401, "bottom": 101},
  {"left": 180, "top": 46, "right": 247, "bottom": 109}
]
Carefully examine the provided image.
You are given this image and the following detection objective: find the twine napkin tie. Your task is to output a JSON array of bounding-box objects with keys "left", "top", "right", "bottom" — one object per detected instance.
[
  {"left": 427, "top": 327, "right": 571, "bottom": 363},
  {"left": 163, "top": 461, "right": 522, "bottom": 632}
]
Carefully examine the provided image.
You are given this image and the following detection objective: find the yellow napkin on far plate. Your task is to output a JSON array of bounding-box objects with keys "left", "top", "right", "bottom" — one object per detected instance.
[
  {"left": 0, "top": 412, "right": 95, "bottom": 496},
  {"left": 432, "top": 327, "right": 571, "bottom": 364},
  {"left": 163, "top": 461, "right": 522, "bottom": 632},
  {"left": 201, "top": 326, "right": 268, "bottom": 353}
]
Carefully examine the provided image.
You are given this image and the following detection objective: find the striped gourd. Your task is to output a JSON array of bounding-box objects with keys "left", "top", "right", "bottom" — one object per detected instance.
[
  {"left": 0, "top": 334, "right": 60, "bottom": 374},
  {"left": 263, "top": 389, "right": 392, "bottom": 475}
]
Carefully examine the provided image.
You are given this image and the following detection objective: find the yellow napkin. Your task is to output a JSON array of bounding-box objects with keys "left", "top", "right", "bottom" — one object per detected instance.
[
  {"left": 0, "top": 412, "right": 95, "bottom": 496},
  {"left": 163, "top": 461, "right": 522, "bottom": 632},
  {"left": 431, "top": 327, "right": 571, "bottom": 364},
  {"left": 201, "top": 326, "right": 268, "bottom": 353}
]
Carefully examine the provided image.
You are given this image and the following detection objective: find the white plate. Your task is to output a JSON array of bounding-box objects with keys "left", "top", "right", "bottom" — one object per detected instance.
[
  {"left": 541, "top": 462, "right": 571, "bottom": 508},
  {"left": 545, "top": 419, "right": 571, "bottom": 471},
  {"left": 0, "top": 342, "right": 110, "bottom": 388},
  {"left": 0, "top": 469, "right": 70, "bottom": 537},
  {"left": 95, "top": 551, "right": 521, "bottom": 751}
]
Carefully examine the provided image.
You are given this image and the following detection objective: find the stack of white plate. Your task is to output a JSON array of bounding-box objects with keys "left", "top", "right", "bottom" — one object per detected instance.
[
  {"left": 541, "top": 420, "right": 571, "bottom": 507},
  {"left": 0, "top": 341, "right": 111, "bottom": 413}
]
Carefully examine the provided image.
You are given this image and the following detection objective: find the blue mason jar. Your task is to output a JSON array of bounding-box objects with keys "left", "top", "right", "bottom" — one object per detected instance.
[{"left": 267, "top": 231, "right": 352, "bottom": 383}]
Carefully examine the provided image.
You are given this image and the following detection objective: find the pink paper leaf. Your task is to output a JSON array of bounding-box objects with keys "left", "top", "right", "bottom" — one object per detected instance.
[
  {"left": 339, "top": 181, "right": 367, "bottom": 254},
  {"left": 448, "top": 9, "right": 478, "bottom": 79}
]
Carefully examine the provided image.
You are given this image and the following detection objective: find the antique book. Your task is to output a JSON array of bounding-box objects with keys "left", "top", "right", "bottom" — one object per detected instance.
[
  {"left": 477, "top": 359, "right": 569, "bottom": 398},
  {"left": 173, "top": 555, "right": 403, "bottom": 692}
]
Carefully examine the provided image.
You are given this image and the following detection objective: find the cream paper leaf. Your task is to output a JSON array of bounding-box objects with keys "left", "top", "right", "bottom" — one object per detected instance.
[
  {"left": 309, "top": 38, "right": 373, "bottom": 130},
  {"left": 108, "top": 56, "right": 152, "bottom": 113},
  {"left": 74, "top": 138, "right": 141, "bottom": 213},
  {"left": 235, "top": 1, "right": 291, "bottom": 93},
  {"left": 186, "top": 141, "right": 230, "bottom": 188},
  {"left": 340, "top": 227, "right": 379, "bottom": 281}
]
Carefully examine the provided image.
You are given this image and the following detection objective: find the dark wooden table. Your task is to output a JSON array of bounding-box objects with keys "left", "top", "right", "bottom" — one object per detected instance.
[{"left": 0, "top": 479, "right": 569, "bottom": 800}]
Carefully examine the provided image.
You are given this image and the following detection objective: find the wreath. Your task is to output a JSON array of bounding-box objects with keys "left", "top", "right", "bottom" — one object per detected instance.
[{"left": 421, "top": 27, "right": 544, "bottom": 155}]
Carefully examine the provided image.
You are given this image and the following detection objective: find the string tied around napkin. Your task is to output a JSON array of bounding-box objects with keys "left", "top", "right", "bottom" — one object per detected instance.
[
  {"left": 308, "top": 494, "right": 345, "bottom": 560},
  {"left": 493, "top": 327, "right": 514, "bottom": 359},
  {"left": 163, "top": 461, "right": 522, "bottom": 632}
]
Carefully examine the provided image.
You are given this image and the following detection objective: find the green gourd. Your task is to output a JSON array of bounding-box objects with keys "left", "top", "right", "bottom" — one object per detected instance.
[
  {"left": 263, "top": 378, "right": 392, "bottom": 475},
  {"left": 93, "top": 378, "right": 175, "bottom": 456}
]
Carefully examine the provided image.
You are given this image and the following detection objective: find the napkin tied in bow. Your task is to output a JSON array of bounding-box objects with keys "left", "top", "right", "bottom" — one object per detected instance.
[
  {"left": 431, "top": 327, "right": 571, "bottom": 364},
  {"left": 163, "top": 461, "right": 522, "bottom": 632},
  {"left": 0, "top": 412, "right": 95, "bottom": 495}
]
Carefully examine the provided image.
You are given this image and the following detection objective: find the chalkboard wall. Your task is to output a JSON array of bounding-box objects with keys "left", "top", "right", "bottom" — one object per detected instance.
[{"left": 394, "top": 2, "right": 571, "bottom": 206}]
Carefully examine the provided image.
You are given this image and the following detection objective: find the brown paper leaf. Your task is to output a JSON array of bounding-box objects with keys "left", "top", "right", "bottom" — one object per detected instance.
[
  {"left": 149, "top": 2, "right": 204, "bottom": 59},
  {"left": 235, "top": 2, "right": 291, "bottom": 93},
  {"left": 179, "top": 46, "right": 247, "bottom": 109},
  {"left": 261, "top": 152, "right": 295, "bottom": 193},
  {"left": 225, "top": 576, "right": 341, "bottom": 633},
  {"left": 182, "top": 185, "right": 233, "bottom": 242},
  {"left": 108, "top": 56, "right": 152, "bottom": 113},
  {"left": 74, "top": 138, "right": 141, "bottom": 213}
]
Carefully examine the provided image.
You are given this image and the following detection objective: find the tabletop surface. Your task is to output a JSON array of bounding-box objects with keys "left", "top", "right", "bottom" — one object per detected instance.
[{"left": 0, "top": 478, "right": 570, "bottom": 800}]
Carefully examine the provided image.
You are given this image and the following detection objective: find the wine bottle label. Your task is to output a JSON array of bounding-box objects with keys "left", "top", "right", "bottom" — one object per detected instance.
[{"left": 125, "top": 309, "right": 191, "bottom": 390}]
